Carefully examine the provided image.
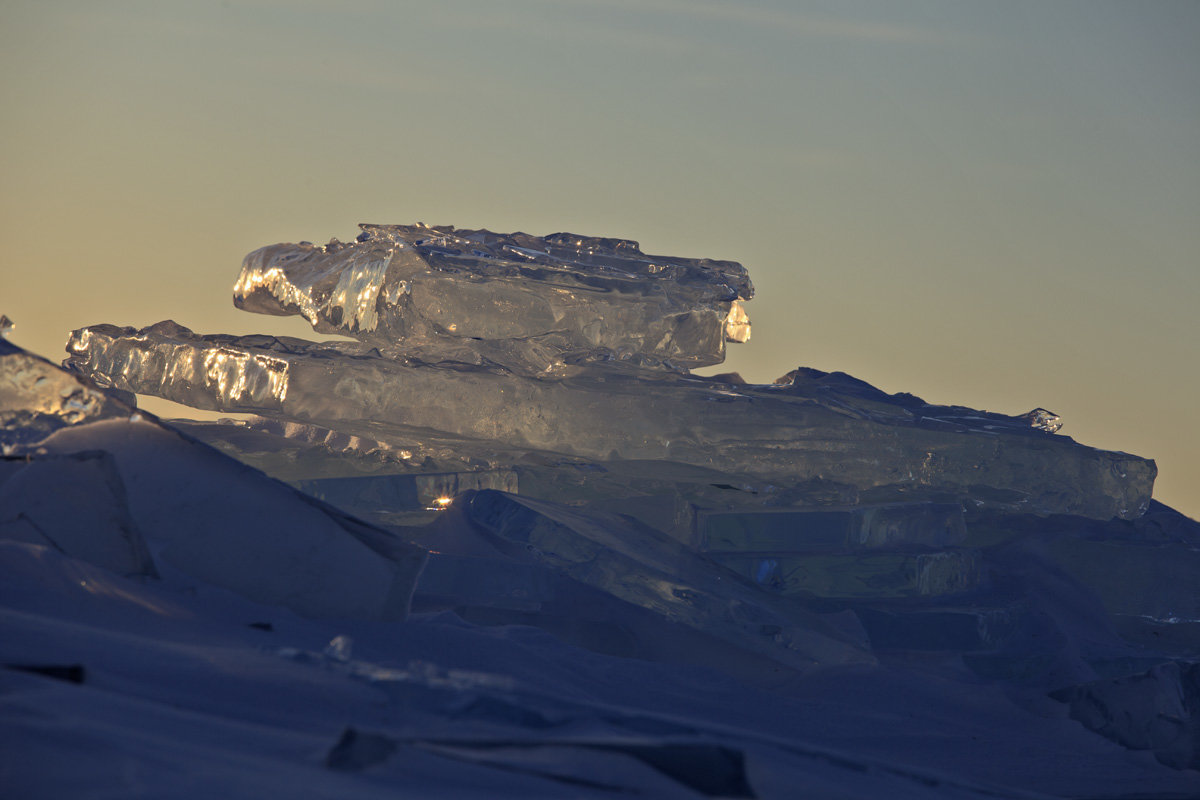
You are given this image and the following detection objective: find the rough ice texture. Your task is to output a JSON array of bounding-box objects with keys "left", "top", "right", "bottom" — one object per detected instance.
[
  {"left": 0, "top": 337, "right": 135, "bottom": 449},
  {"left": 66, "top": 321, "right": 1155, "bottom": 520},
  {"left": 233, "top": 223, "right": 752, "bottom": 375}
]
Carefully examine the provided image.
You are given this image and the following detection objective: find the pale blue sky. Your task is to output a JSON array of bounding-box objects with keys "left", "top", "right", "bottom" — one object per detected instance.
[{"left": 2, "top": 1, "right": 1197, "bottom": 515}]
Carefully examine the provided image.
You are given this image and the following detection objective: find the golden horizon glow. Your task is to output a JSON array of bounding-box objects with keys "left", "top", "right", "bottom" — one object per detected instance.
[{"left": 2, "top": 1, "right": 1197, "bottom": 518}]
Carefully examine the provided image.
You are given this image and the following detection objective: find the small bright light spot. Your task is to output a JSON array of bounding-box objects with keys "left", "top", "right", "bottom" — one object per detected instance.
[{"left": 435, "top": 496, "right": 453, "bottom": 507}]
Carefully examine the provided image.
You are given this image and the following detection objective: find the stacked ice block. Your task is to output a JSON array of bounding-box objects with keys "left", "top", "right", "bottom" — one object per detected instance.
[
  {"left": 65, "top": 223, "right": 1153, "bottom": 522},
  {"left": 51, "top": 222, "right": 1184, "bottom": 685},
  {"left": 7, "top": 222, "right": 1200, "bottom": 776}
]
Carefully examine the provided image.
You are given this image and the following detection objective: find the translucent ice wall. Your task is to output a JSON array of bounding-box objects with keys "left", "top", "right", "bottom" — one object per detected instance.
[{"left": 65, "top": 320, "right": 1155, "bottom": 520}]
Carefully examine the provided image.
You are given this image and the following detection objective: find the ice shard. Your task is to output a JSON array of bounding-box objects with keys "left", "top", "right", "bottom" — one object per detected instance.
[
  {"left": 1, "top": 337, "right": 135, "bottom": 449},
  {"left": 233, "top": 224, "right": 752, "bottom": 375},
  {"left": 67, "top": 321, "right": 1155, "bottom": 520}
]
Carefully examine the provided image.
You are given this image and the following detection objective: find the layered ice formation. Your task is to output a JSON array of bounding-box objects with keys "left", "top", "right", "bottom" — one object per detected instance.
[
  {"left": 60, "top": 225, "right": 1157, "bottom": 521},
  {"left": 3, "top": 222, "right": 1197, "bottom": 797}
]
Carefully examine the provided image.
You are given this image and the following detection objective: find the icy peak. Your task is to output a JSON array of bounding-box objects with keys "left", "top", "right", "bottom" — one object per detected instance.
[{"left": 1024, "top": 408, "right": 1064, "bottom": 433}]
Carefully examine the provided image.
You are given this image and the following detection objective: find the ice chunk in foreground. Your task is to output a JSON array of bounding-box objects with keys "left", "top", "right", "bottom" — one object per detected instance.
[
  {"left": 234, "top": 224, "right": 752, "bottom": 374},
  {"left": 66, "top": 322, "right": 1156, "bottom": 520},
  {"left": 0, "top": 451, "right": 155, "bottom": 577},
  {"left": 1, "top": 337, "right": 426, "bottom": 619},
  {"left": 34, "top": 417, "right": 426, "bottom": 620}
]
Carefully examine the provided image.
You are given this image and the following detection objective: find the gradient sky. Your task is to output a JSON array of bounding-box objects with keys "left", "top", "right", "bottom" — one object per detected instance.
[{"left": 3, "top": 1, "right": 1197, "bottom": 518}]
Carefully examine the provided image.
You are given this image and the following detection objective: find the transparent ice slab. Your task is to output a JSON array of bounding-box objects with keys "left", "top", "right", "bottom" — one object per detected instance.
[
  {"left": 233, "top": 223, "right": 752, "bottom": 375},
  {"left": 66, "top": 321, "right": 1156, "bottom": 520}
]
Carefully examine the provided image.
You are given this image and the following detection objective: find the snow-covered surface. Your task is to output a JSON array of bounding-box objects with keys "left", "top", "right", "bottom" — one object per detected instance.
[{"left": 4, "top": 537, "right": 1199, "bottom": 800}]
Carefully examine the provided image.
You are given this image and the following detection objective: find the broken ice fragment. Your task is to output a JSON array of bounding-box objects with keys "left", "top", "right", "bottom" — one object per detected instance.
[
  {"left": 234, "top": 224, "right": 752, "bottom": 374},
  {"left": 723, "top": 300, "right": 751, "bottom": 343},
  {"left": 323, "top": 635, "right": 354, "bottom": 662},
  {"left": 1024, "top": 408, "right": 1063, "bottom": 433},
  {"left": 1, "top": 337, "right": 134, "bottom": 449}
]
